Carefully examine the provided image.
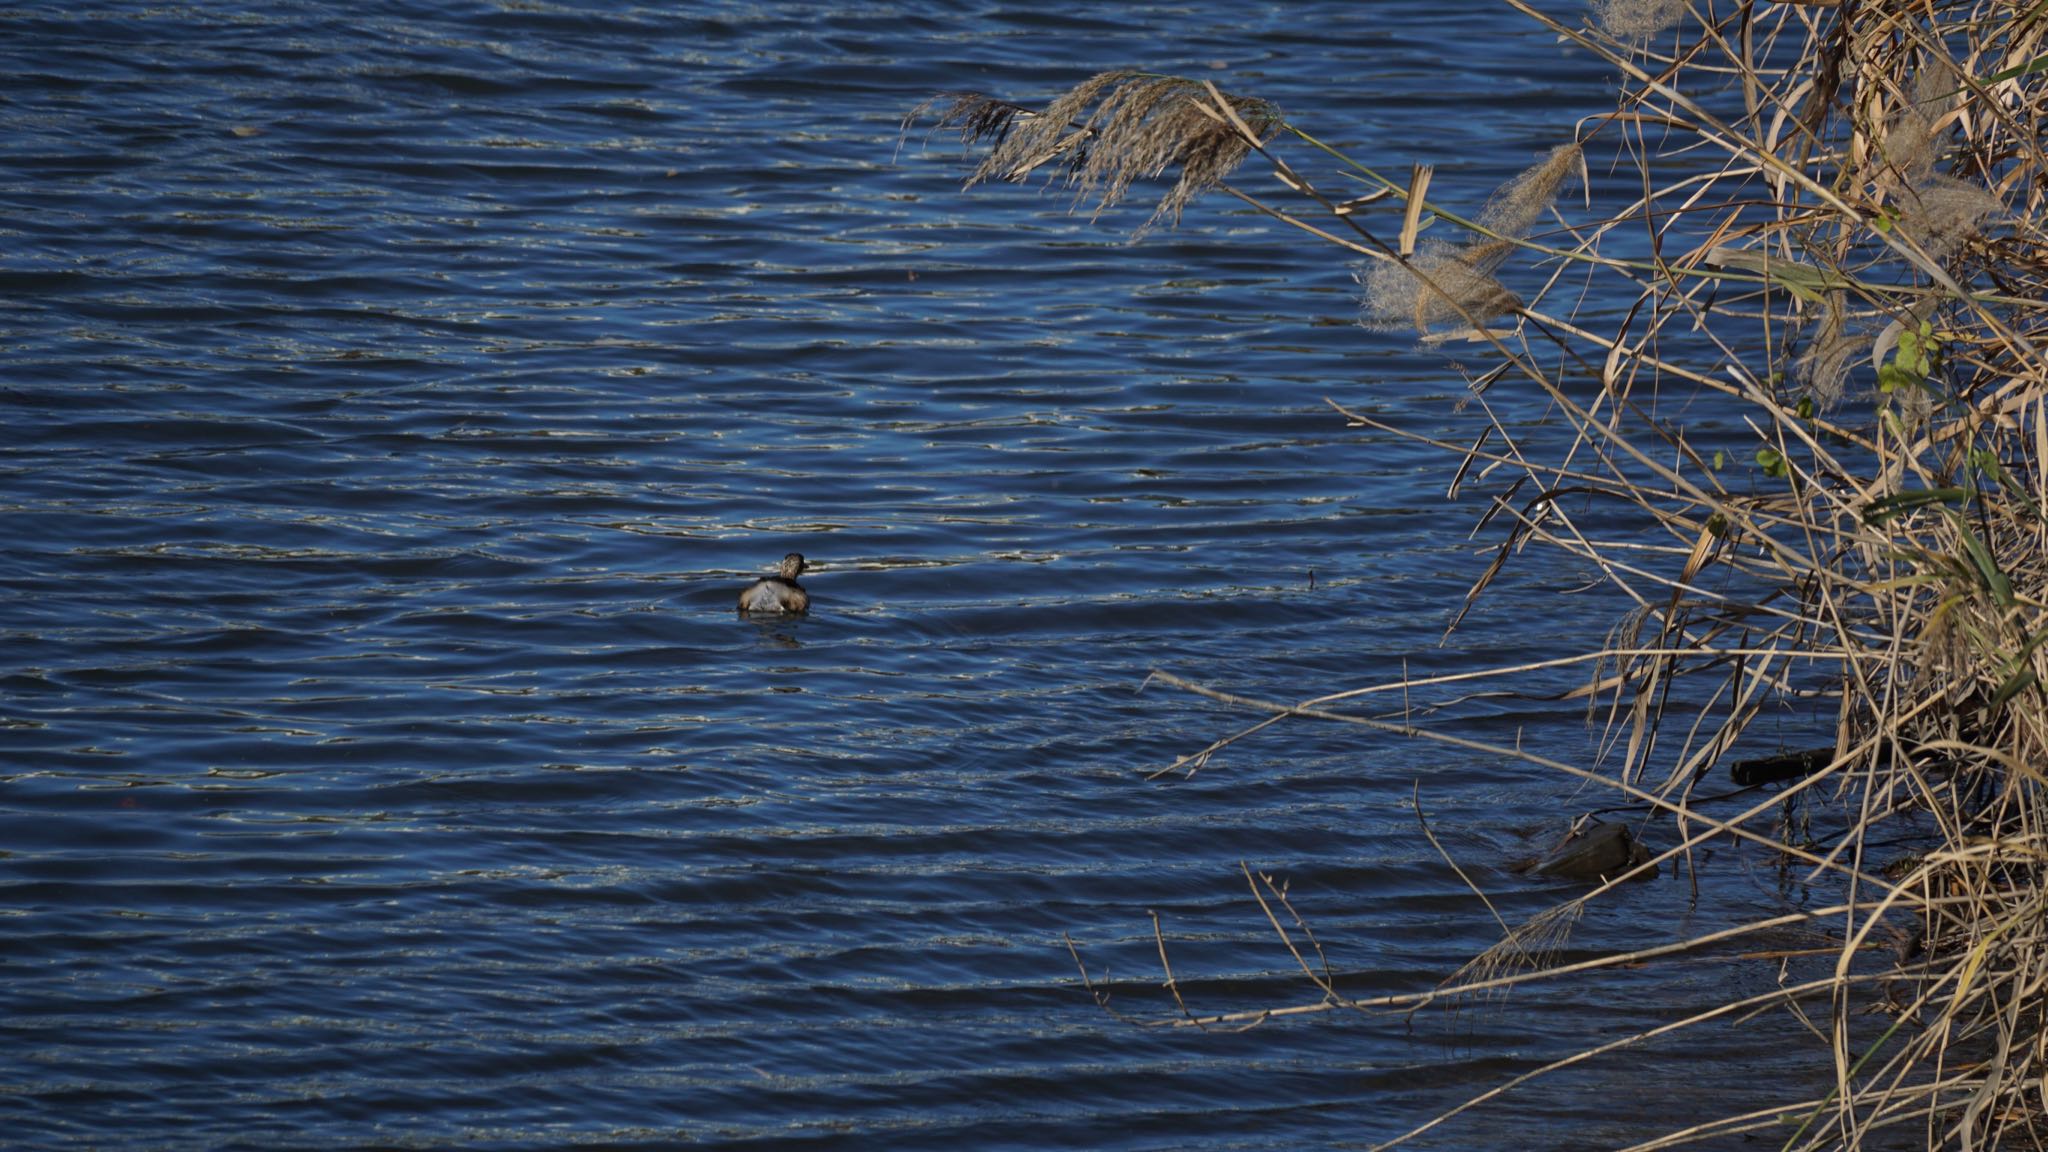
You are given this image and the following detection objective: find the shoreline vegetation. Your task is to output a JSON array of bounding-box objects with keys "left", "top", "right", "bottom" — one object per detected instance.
[{"left": 913, "top": 1, "right": 2048, "bottom": 1147}]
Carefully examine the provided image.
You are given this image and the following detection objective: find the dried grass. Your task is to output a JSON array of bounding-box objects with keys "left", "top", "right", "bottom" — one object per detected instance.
[{"left": 920, "top": 3, "right": 2048, "bottom": 1145}]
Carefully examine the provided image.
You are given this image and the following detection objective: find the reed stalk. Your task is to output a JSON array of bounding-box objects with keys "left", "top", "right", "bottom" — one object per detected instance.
[{"left": 916, "top": 2, "right": 2048, "bottom": 1146}]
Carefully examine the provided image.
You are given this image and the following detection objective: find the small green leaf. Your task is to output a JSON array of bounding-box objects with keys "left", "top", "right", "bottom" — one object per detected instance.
[
  {"left": 1877, "top": 320, "right": 1943, "bottom": 395},
  {"left": 1945, "top": 509, "right": 2013, "bottom": 607},
  {"left": 1982, "top": 55, "right": 2048, "bottom": 85},
  {"left": 1795, "top": 395, "right": 1815, "bottom": 420},
  {"left": 1705, "top": 512, "right": 1730, "bottom": 537},
  {"left": 1971, "top": 449, "right": 2006, "bottom": 483},
  {"left": 1990, "top": 669, "right": 2038, "bottom": 714},
  {"left": 1896, "top": 325, "right": 1929, "bottom": 373},
  {"left": 1975, "top": 453, "right": 2048, "bottom": 523},
  {"left": 1756, "top": 447, "right": 1789, "bottom": 478},
  {"left": 1990, "top": 630, "right": 2048, "bottom": 715},
  {"left": 1712, "top": 449, "right": 1725, "bottom": 471},
  {"left": 1861, "top": 487, "right": 1969, "bottom": 525}
]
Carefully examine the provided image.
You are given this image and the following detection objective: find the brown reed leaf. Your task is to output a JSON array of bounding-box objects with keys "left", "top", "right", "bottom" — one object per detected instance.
[{"left": 1399, "top": 163, "right": 1435, "bottom": 257}]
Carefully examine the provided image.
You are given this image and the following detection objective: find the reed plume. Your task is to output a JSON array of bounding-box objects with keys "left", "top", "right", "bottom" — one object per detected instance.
[
  {"left": 1797, "top": 293, "right": 1859, "bottom": 407},
  {"left": 1360, "top": 144, "right": 1579, "bottom": 334},
  {"left": 1593, "top": 0, "right": 1686, "bottom": 41},
  {"left": 912, "top": 71, "right": 1282, "bottom": 232},
  {"left": 1359, "top": 240, "right": 1523, "bottom": 332},
  {"left": 1898, "top": 173, "right": 2003, "bottom": 264},
  {"left": 1478, "top": 143, "right": 1581, "bottom": 239},
  {"left": 1882, "top": 66, "right": 1953, "bottom": 186}
]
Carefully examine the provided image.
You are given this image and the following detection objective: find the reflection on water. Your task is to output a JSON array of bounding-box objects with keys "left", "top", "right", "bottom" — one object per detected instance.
[
  {"left": 0, "top": 1, "right": 1843, "bottom": 1148},
  {"left": 743, "top": 613, "right": 807, "bottom": 649}
]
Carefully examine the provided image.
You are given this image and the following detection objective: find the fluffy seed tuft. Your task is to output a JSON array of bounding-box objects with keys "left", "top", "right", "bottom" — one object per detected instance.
[
  {"left": 1594, "top": 0, "right": 1686, "bottom": 41},
  {"left": 915, "top": 71, "right": 1283, "bottom": 233},
  {"left": 1901, "top": 174, "right": 2003, "bottom": 264},
  {"left": 1359, "top": 145, "right": 1577, "bottom": 334}
]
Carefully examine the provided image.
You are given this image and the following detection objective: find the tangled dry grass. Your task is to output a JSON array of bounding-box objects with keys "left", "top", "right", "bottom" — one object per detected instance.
[{"left": 916, "top": 2, "right": 2048, "bottom": 1147}]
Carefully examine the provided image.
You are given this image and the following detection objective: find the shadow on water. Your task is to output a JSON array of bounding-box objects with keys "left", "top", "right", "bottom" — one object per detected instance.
[{"left": 741, "top": 615, "right": 807, "bottom": 650}]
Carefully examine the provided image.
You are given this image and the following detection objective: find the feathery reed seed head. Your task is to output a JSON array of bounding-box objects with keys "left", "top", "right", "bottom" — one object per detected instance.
[
  {"left": 1358, "top": 241, "right": 1522, "bottom": 334},
  {"left": 932, "top": 71, "right": 1282, "bottom": 232},
  {"left": 1901, "top": 174, "right": 2003, "bottom": 264},
  {"left": 1358, "top": 145, "right": 1577, "bottom": 334},
  {"left": 1594, "top": 0, "right": 1685, "bottom": 40},
  {"left": 1798, "top": 294, "right": 1860, "bottom": 408},
  {"left": 1479, "top": 143, "right": 1583, "bottom": 241},
  {"left": 909, "top": 92, "right": 1030, "bottom": 152},
  {"left": 1884, "top": 66, "right": 1955, "bottom": 185}
]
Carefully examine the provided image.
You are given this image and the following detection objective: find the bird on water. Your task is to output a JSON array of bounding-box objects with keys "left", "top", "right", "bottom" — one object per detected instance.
[{"left": 737, "top": 553, "right": 810, "bottom": 615}]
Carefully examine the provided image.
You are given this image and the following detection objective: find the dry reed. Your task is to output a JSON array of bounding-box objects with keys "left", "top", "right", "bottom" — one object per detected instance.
[
  {"left": 909, "top": 72, "right": 1283, "bottom": 233},
  {"left": 916, "top": 2, "right": 2048, "bottom": 1145}
]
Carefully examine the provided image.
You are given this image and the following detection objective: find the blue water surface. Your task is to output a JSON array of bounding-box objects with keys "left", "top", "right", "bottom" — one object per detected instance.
[{"left": 0, "top": 3, "right": 1850, "bottom": 1149}]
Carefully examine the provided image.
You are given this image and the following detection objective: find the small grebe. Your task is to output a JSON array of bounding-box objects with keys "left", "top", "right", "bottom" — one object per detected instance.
[{"left": 737, "top": 553, "right": 810, "bottom": 615}]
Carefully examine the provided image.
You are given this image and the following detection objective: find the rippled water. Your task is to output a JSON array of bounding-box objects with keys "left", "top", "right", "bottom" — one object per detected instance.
[{"left": 2, "top": 3, "right": 1853, "bottom": 1148}]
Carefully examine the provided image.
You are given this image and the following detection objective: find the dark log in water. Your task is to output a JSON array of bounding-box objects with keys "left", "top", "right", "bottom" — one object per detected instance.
[
  {"left": 1524, "top": 821, "right": 1657, "bottom": 883},
  {"left": 1728, "top": 747, "right": 1836, "bottom": 787}
]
